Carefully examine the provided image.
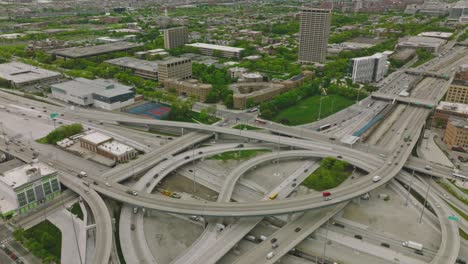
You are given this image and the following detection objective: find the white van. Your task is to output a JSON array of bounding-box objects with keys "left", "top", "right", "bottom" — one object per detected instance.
[{"left": 266, "top": 252, "right": 275, "bottom": 259}]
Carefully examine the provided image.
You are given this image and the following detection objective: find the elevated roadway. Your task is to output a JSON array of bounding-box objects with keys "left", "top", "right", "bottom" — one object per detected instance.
[
  {"left": 233, "top": 202, "right": 349, "bottom": 264},
  {"left": 0, "top": 142, "right": 113, "bottom": 264},
  {"left": 397, "top": 172, "right": 460, "bottom": 264}
]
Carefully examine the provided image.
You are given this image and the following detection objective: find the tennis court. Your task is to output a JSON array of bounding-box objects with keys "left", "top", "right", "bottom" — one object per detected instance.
[{"left": 126, "top": 102, "right": 171, "bottom": 120}]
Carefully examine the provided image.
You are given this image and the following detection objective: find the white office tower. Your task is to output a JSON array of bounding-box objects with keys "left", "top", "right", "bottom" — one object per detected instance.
[
  {"left": 298, "top": 7, "right": 331, "bottom": 64},
  {"left": 350, "top": 53, "right": 388, "bottom": 83}
]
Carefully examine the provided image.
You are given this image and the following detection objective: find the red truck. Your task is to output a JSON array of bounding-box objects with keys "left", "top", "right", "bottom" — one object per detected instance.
[{"left": 322, "top": 191, "right": 332, "bottom": 201}]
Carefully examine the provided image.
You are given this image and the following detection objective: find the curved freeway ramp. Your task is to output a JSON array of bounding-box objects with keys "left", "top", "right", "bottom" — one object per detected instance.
[{"left": 397, "top": 172, "right": 460, "bottom": 264}]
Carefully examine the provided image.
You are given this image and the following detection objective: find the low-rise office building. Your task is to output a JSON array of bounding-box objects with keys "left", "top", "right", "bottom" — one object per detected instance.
[
  {"left": 51, "top": 78, "right": 136, "bottom": 110},
  {"left": 157, "top": 57, "right": 192, "bottom": 82},
  {"left": 50, "top": 41, "right": 143, "bottom": 60},
  {"left": 231, "top": 71, "right": 313, "bottom": 109},
  {"left": 0, "top": 162, "right": 61, "bottom": 219},
  {"left": 105, "top": 57, "right": 159, "bottom": 80},
  {"left": 80, "top": 132, "right": 138, "bottom": 162},
  {"left": 444, "top": 118, "right": 468, "bottom": 149},
  {"left": 163, "top": 79, "right": 212, "bottom": 102},
  {"left": 396, "top": 36, "right": 446, "bottom": 53},
  {"left": 0, "top": 62, "right": 61, "bottom": 88},
  {"left": 433, "top": 101, "right": 468, "bottom": 128},
  {"left": 186, "top": 43, "right": 244, "bottom": 59},
  {"left": 444, "top": 65, "right": 468, "bottom": 104}
]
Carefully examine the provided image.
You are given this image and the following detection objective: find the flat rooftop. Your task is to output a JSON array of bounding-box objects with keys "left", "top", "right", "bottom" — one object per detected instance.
[
  {"left": 417, "top": 32, "right": 453, "bottom": 39},
  {"left": 437, "top": 101, "right": 468, "bottom": 114},
  {"left": 398, "top": 36, "right": 446, "bottom": 47},
  {"left": 52, "top": 78, "right": 134, "bottom": 98},
  {"left": 0, "top": 162, "right": 56, "bottom": 190},
  {"left": 0, "top": 62, "right": 61, "bottom": 85},
  {"left": 50, "top": 41, "right": 143, "bottom": 58},
  {"left": 187, "top": 43, "right": 244, "bottom": 53},
  {"left": 81, "top": 131, "right": 113, "bottom": 145},
  {"left": 105, "top": 57, "right": 159, "bottom": 73},
  {"left": 98, "top": 141, "right": 135, "bottom": 156}
]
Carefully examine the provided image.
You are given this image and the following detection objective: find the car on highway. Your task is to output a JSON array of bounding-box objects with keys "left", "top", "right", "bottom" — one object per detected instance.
[
  {"left": 266, "top": 252, "right": 275, "bottom": 259},
  {"left": 105, "top": 182, "right": 111, "bottom": 187},
  {"left": 372, "top": 176, "right": 381, "bottom": 182},
  {"left": 322, "top": 191, "right": 332, "bottom": 201},
  {"left": 126, "top": 190, "right": 138, "bottom": 196}
]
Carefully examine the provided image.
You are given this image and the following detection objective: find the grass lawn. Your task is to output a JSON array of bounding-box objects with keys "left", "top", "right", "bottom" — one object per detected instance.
[
  {"left": 169, "top": 111, "right": 220, "bottom": 125},
  {"left": 24, "top": 220, "right": 62, "bottom": 262},
  {"left": 446, "top": 201, "right": 467, "bottom": 221},
  {"left": 436, "top": 180, "right": 468, "bottom": 205},
  {"left": 272, "top": 95, "right": 355, "bottom": 126},
  {"left": 232, "top": 124, "right": 262, "bottom": 130},
  {"left": 302, "top": 157, "right": 351, "bottom": 191},
  {"left": 69, "top": 202, "right": 84, "bottom": 220},
  {"left": 209, "top": 149, "right": 270, "bottom": 161},
  {"left": 461, "top": 228, "right": 468, "bottom": 240}
]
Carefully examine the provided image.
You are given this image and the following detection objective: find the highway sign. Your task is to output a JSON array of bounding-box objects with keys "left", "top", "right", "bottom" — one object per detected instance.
[
  {"left": 448, "top": 216, "right": 460, "bottom": 222},
  {"left": 50, "top": 113, "right": 59, "bottom": 119}
]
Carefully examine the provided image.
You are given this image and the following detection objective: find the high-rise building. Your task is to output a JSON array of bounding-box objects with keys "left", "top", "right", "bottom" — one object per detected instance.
[
  {"left": 163, "top": 26, "right": 188, "bottom": 49},
  {"left": 350, "top": 53, "right": 389, "bottom": 83},
  {"left": 298, "top": 7, "right": 331, "bottom": 64}
]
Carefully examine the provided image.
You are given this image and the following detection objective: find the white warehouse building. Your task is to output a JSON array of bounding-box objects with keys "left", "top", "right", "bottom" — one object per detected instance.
[
  {"left": 51, "top": 78, "right": 136, "bottom": 110},
  {"left": 350, "top": 53, "right": 389, "bottom": 83}
]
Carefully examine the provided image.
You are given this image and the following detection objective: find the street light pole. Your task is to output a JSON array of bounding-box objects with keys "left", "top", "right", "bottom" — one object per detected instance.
[
  {"left": 419, "top": 174, "right": 433, "bottom": 224},
  {"left": 322, "top": 219, "right": 330, "bottom": 263},
  {"left": 318, "top": 95, "right": 323, "bottom": 120},
  {"left": 404, "top": 170, "right": 415, "bottom": 206}
]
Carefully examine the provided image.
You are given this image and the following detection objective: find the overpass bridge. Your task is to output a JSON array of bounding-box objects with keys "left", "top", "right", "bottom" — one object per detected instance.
[
  {"left": 371, "top": 92, "right": 436, "bottom": 108},
  {"left": 404, "top": 69, "right": 450, "bottom": 80}
]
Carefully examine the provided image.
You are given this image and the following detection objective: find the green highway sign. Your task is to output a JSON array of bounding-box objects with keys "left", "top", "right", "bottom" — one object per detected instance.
[
  {"left": 50, "top": 113, "right": 59, "bottom": 119},
  {"left": 448, "top": 216, "right": 460, "bottom": 222}
]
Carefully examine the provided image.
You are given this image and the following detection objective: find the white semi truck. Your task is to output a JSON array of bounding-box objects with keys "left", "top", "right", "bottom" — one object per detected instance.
[{"left": 402, "top": 241, "right": 423, "bottom": 251}]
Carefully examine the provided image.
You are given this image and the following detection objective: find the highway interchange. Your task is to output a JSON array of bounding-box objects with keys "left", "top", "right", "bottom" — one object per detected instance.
[{"left": 0, "top": 43, "right": 467, "bottom": 264}]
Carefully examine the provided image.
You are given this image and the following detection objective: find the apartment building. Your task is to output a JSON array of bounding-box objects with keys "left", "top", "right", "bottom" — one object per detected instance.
[
  {"left": 350, "top": 53, "right": 389, "bottom": 83},
  {"left": 298, "top": 7, "right": 331, "bottom": 64},
  {"left": 163, "top": 26, "right": 189, "bottom": 49},
  {"left": 163, "top": 79, "right": 212, "bottom": 102}
]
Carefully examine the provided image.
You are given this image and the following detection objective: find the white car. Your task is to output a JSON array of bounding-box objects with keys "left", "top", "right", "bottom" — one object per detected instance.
[{"left": 372, "top": 176, "right": 382, "bottom": 182}]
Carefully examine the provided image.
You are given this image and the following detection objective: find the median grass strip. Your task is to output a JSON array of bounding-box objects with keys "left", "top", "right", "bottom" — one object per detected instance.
[
  {"left": 445, "top": 201, "right": 468, "bottom": 221},
  {"left": 461, "top": 229, "right": 468, "bottom": 240},
  {"left": 209, "top": 149, "right": 270, "bottom": 161},
  {"left": 272, "top": 95, "right": 354, "bottom": 126},
  {"left": 436, "top": 179, "right": 468, "bottom": 206},
  {"left": 68, "top": 202, "right": 84, "bottom": 220},
  {"left": 233, "top": 124, "right": 262, "bottom": 130},
  {"left": 302, "top": 157, "right": 351, "bottom": 191},
  {"left": 13, "top": 220, "right": 61, "bottom": 263}
]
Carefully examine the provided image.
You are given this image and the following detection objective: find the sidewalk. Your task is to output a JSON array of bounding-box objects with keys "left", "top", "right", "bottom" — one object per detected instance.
[
  {"left": 47, "top": 208, "right": 87, "bottom": 264},
  {"left": 418, "top": 130, "right": 453, "bottom": 167}
]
